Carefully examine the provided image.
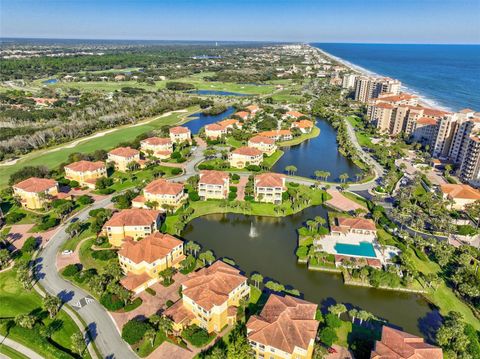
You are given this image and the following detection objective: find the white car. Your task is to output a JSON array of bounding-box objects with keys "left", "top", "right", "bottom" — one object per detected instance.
[{"left": 62, "top": 250, "right": 73, "bottom": 256}]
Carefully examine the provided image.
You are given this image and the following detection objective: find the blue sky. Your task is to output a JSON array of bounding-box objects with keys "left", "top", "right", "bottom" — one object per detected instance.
[{"left": 1, "top": 0, "right": 479, "bottom": 43}]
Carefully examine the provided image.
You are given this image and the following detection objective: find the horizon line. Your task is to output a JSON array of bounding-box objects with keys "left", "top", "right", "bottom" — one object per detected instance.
[{"left": 1, "top": 36, "right": 479, "bottom": 46}]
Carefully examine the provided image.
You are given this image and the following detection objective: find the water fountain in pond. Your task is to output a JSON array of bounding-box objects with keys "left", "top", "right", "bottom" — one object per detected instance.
[{"left": 249, "top": 221, "right": 258, "bottom": 238}]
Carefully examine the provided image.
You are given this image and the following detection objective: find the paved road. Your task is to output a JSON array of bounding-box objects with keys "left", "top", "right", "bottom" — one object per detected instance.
[
  {"left": 0, "top": 335, "right": 43, "bottom": 359},
  {"left": 36, "top": 196, "right": 137, "bottom": 359}
]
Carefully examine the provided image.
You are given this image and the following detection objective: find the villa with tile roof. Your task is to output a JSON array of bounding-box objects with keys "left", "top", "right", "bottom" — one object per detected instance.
[
  {"left": 283, "top": 110, "right": 306, "bottom": 120},
  {"left": 107, "top": 146, "right": 142, "bottom": 172},
  {"left": 132, "top": 178, "right": 187, "bottom": 211},
  {"left": 64, "top": 160, "right": 107, "bottom": 189},
  {"left": 371, "top": 326, "right": 443, "bottom": 359},
  {"left": 234, "top": 111, "right": 250, "bottom": 121},
  {"left": 258, "top": 129, "right": 293, "bottom": 141},
  {"left": 248, "top": 135, "right": 277, "bottom": 156},
  {"left": 205, "top": 123, "right": 227, "bottom": 140},
  {"left": 217, "top": 118, "right": 242, "bottom": 130},
  {"left": 440, "top": 183, "right": 480, "bottom": 210},
  {"left": 198, "top": 170, "right": 230, "bottom": 200},
  {"left": 164, "top": 261, "right": 250, "bottom": 333},
  {"left": 140, "top": 137, "right": 173, "bottom": 159},
  {"left": 246, "top": 294, "right": 319, "bottom": 359},
  {"left": 102, "top": 208, "right": 162, "bottom": 247},
  {"left": 331, "top": 217, "right": 377, "bottom": 236},
  {"left": 254, "top": 173, "right": 286, "bottom": 204},
  {"left": 291, "top": 119, "right": 314, "bottom": 133},
  {"left": 246, "top": 105, "right": 261, "bottom": 115},
  {"left": 229, "top": 146, "right": 263, "bottom": 168},
  {"left": 169, "top": 126, "right": 192, "bottom": 144},
  {"left": 13, "top": 177, "right": 59, "bottom": 209},
  {"left": 118, "top": 232, "right": 184, "bottom": 294}
]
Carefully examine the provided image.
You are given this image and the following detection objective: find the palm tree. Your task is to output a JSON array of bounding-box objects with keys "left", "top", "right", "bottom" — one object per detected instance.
[
  {"left": 251, "top": 273, "right": 263, "bottom": 289},
  {"left": 158, "top": 316, "right": 173, "bottom": 337},
  {"left": 357, "top": 310, "right": 371, "bottom": 325},
  {"left": 15, "top": 314, "right": 36, "bottom": 329},
  {"left": 349, "top": 308, "right": 358, "bottom": 323},
  {"left": 43, "top": 294, "right": 61, "bottom": 318},
  {"left": 144, "top": 328, "right": 156, "bottom": 347},
  {"left": 328, "top": 303, "right": 347, "bottom": 318},
  {"left": 71, "top": 332, "right": 85, "bottom": 355},
  {"left": 324, "top": 171, "right": 331, "bottom": 181},
  {"left": 339, "top": 173, "right": 349, "bottom": 183},
  {"left": 285, "top": 165, "right": 297, "bottom": 176}
]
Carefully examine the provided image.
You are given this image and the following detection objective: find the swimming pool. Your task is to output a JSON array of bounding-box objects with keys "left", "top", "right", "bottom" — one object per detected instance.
[{"left": 334, "top": 242, "right": 377, "bottom": 258}]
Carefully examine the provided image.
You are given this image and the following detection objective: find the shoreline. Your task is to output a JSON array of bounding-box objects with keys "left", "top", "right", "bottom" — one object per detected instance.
[{"left": 310, "top": 44, "right": 452, "bottom": 112}]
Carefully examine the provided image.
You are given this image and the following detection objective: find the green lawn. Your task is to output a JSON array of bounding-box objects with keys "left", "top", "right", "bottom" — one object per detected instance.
[
  {"left": 79, "top": 238, "right": 115, "bottom": 271},
  {"left": 225, "top": 137, "right": 243, "bottom": 148},
  {"left": 0, "top": 107, "right": 199, "bottom": 189},
  {"left": 342, "top": 191, "right": 369, "bottom": 207},
  {"left": 0, "top": 345, "right": 29, "bottom": 359},
  {"left": 262, "top": 150, "right": 284, "bottom": 168},
  {"left": 346, "top": 116, "right": 373, "bottom": 148},
  {"left": 0, "top": 269, "right": 90, "bottom": 359},
  {"left": 277, "top": 126, "right": 320, "bottom": 147},
  {"left": 34, "top": 79, "right": 166, "bottom": 93}
]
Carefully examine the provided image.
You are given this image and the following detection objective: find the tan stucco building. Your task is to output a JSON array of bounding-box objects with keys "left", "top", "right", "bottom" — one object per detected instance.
[
  {"left": 164, "top": 261, "right": 250, "bottom": 333},
  {"left": 107, "top": 147, "right": 142, "bottom": 172},
  {"left": 229, "top": 146, "right": 263, "bottom": 168},
  {"left": 140, "top": 137, "right": 173, "bottom": 159},
  {"left": 254, "top": 173, "right": 286, "bottom": 204},
  {"left": 132, "top": 178, "right": 187, "bottom": 211},
  {"left": 119, "top": 232, "right": 184, "bottom": 294},
  {"left": 198, "top": 170, "right": 230, "bottom": 200},
  {"left": 169, "top": 126, "right": 192, "bottom": 144},
  {"left": 64, "top": 160, "right": 107, "bottom": 189},
  {"left": 102, "top": 208, "right": 162, "bottom": 247},
  {"left": 248, "top": 136, "right": 277, "bottom": 156},
  {"left": 13, "top": 177, "right": 59, "bottom": 209}
]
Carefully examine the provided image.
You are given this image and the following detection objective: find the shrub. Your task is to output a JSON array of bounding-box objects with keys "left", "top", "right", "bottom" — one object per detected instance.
[
  {"left": 189, "top": 191, "right": 200, "bottom": 201},
  {"left": 6, "top": 211, "right": 26, "bottom": 224},
  {"left": 166, "top": 300, "right": 174, "bottom": 308},
  {"left": 182, "top": 325, "right": 212, "bottom": 347},
  {"left": 22, "top": 236, "right": 38, "bottom": 252},
  {"left": 74, "top": 268, "right": 96, "bottom": 283},
  {"left": 69, "top": 180, "right": 80, "bottom": 188},
  {"left": 325, "top": 313, "right": 342, "bottom": 328},
  {"left": 51, "top": 199, "right": 69, "bottom": 208},
  {"left": 229, "top": 186, "right": 238, "bottom": 193},
  {"left": 231, "top": 173, "right": 240, "bottom": 181},
  {"left": 171, "top": 152, "right": 181, "bottom": 159},
  {"left": 457, "top": 225, "right": 477, "bottom": 236},
  {"left": 246, "top": 165, "right": 261, "bottom": 172},
  {"left": 320, "top": 327, "right": 338, "bottom": 346},
  {"left": 166, "top": 82, "right": 195, "bottom": 91},
  {"left": 122, "top": 319, "right": 150, "bottom": 344},
  {"left": 100, "top": 292, "right": 125, "bottom": 311},
  {"left": 98, "top": 188, "right": 115, "bottom": 195},
  {"left": 91, "top": 250, "right": 117, "bottom": 261},
  {"left": 63, "top": 264, "right": 81, "bottom": 277},
  {"left": 37, "top": 216, "right": 59, "bottom": 231},
  {"left": 145, "top": 287, "right": 156, "bottom": 296},
  {"left": 295, "top": 246, "right": 309, "bottom": 259},
  {"left": 171, "top": 167, "right": 182, "bottom": 175},
  {"left": 76, "top": 195, "right": 94, "bottom": 205},
  {"left": 228, "top": 192, "right": 237, "bottom": 201},
  {"left": 124, "top": 297, "right": 143, "bottom": 312}
]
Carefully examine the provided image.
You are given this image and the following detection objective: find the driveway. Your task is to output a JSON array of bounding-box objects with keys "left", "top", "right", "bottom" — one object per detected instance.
[
  {"left": 234, "top": 175, "right": 249, "bottom": 201},
  {"left": 325, "top": 189, "right": 366, "bottom": 212},
  {"left": 110, "top": 273, "right": 187, "bottom": 330},
  {"left": 7, "top": 224, "right": 56, "bottom": 250},
  {"left": 146, "top": 341, "right": 193, "bottom": 359}
]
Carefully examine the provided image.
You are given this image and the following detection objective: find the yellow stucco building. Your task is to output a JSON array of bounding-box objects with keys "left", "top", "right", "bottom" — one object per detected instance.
[
  {"left": 164, "top": 261, "right": 250, "bottom": 333},
  {"left": 248, "top": 136, "right": 277, "bottom": 156},
  {"left": 229, "top": 146, "right": 263, "bottom": 169},
  {"left": 13, "top": 177, "right": 59, "bottom": 209},
  {"left": 64, "top": 160, "right": 107, "bottom": 189},
  {"left": 132, "top": 178, "right": 187, "bottom": 211},
  {"left": 102, "top": 208, "right": 162, "bottom": 247},
  {"left": 247, "top": 294, "right": 319, "bottom": 359},
  {"left": 107, "top": 146, "right": 142, "bottom": 172},
  {"left": 118, "top": 232, "right": 184, "bottom": 294}
]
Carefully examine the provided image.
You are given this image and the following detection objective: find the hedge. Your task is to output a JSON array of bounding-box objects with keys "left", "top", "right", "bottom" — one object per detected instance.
[
  {"left": 100, "top": 292, "right": 125, "bottom": 311},
  {"left": 122, "top": 319, "right": 150, "bottom": 345}
]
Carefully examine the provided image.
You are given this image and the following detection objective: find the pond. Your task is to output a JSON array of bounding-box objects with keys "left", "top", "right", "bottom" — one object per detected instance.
[
  {"left": 184, "top": 106, "right": 235, "bottom": 134},
  {"left": 188, "top": 90, "right": 252, "bottom": 97},
  {"left": 43, "top": 79, "right": 58, "bottom": 85},
  {"left": 182, "top": 207, "right": 441, "bottom": 336},
  {"left": 272, "top": 119, "right": 362, "bottom": 182}
]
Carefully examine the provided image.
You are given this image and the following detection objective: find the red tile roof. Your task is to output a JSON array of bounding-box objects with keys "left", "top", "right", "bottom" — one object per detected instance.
[
  {"left": 141, "top": 137, "right": 172, "bottom": 146},
  {"left": 255, "top": 173, "right": 285, "bottom": 188},
  {"left": 205, "top": 123, "right": 225, "bottom": 131},
  {"left": 199, "top": 170, "right": 229, "bottom": 185},
  {"left": 144, "top": 179, "right": 185, "bottom": 195},
  {"left": 286, "top": 110, "right": 305, "bottom": 118},
  {"left": 182, "top": 261, "right": 248, "bottom": 310},
  {"left": 249, "top": 135, "right": 275, "bottom": 145},
  {"left": 247, "top": 294, "right": 319, "bottom": 354},
  {"left": 234, "top": 111, "right": 250, "bottom": 119},
  {"left": 104, "top": 208, "right": 161, "bottom": 227},
  {"left": 232, "top": 146, "right": 263, "bottom": 157},
  {"left": 416, "top": 117, "right": 438, "bottom": 126},
  {"left": 337, "top": 217, "right": 376, "bottom": 231},
  {"left": 64, "top": 160, "right": 106, "bottom": 172},
  {"left": 14, "top": 177, "right": 57, "bottom": 193},
  {"left": 217, "top": 119, "right": 241, "bottom": 128},
  {"left": 246, "top": 105, "right": 260, "bottom": 112},
  {"left": 108, "top": 146, "right": 139, "bottom": 158},
  {"left": 120, "top": 272, "right": 151, "bottom": 291},
  {"left": 292, "top": 119, "right": 314, "bottom": 128},
  {"left": 371, "top": 326, "right": 443, "bottom": 359},
  {"left": 258, "top": 129, "right": 292, "bottom": 138},
  {"left": 164, "top": 299, "right": 195, "bottom": 324},
  {"left": 169, "top": 126, "right": 190, "bottom": 134},
  {"left": 440, "top": 184, "right": 480, "bottom": 200},
  {"left": 119, "top": 232, "right": 182, "bottom": 264}
]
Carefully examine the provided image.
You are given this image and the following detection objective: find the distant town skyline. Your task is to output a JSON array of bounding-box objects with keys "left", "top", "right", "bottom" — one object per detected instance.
[{"left": 1, "top": 0, "right": 479, "bottom": 44}]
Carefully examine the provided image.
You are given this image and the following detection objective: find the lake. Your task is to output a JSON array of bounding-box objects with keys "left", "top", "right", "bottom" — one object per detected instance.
[
  {"left": 272, "top": 119, "right": 361, "bottom": 181},
  {"left": 184, "top": 106, "right": 235, "bottom": 134},
  {"left": 182, "top": 208, "right": 441, "bottom": 336}
]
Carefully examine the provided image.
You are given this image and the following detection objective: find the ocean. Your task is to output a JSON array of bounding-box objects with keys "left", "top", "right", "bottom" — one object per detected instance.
[{"left": 311, "top": 43, "right": 480, "bottom": 112}]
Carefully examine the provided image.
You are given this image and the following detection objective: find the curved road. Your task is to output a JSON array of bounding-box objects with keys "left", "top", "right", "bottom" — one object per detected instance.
[
  {"left": 36, "top": 196, "right": 137, "bottom": 359},
  {"left": 0, "top": 335, "right": 43, "bottom": 359}
]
